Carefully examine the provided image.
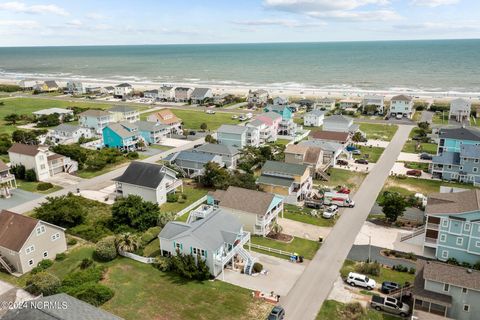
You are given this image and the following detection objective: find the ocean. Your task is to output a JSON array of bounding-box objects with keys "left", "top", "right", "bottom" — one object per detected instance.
[{"left": 0, "top": 39, "right": 479, "bottom": 93}]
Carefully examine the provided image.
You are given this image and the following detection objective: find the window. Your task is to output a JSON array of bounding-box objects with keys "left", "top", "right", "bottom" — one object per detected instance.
[
  {"left": 442, "top": 219, "right": 449, "bottom": 228},
  {"left": 465, "top": 223, "right": 471, "bottom": 232},
  {"left": 25, "top": 245, "right": 35, "bottom": 254},
  {"left": 460, "top": 166, "right": 464, "bottom": 171},
  {"left": 463, "top": 288, "right": 468, "bottom": 294},
  {"left": 443, "top": 283, "right": 450, "bottom": 292},
  {"left": 51, "top": 233, "right": 60, "bottom": 241},
  {"left": 475, "top": 159, "right": 479, "bottom": 163},
  {"left": 463, "top": 305, "right": 470, "bottom": 312},
  {"left": 457, "top": 237, "right": 464, "bottom": 246},
  {"left": 28, "top": 259, "right": 34, "bottom": 266},
  {"left": 40, "top": 164, "right": 46, "bottom": 170},
  {"left": 43, "top": 251, "right": 48, "bottom": 258},
  {"left": 474, "top": 167, "right": 478, "bottom": 173},
  {"left": 36, "top": 225, "right": 46, "bottom": 236},
  {"left": 441, "top": 250, "right": 449, "bottom": 259},
  {"left": 440, "top": 234, "right": 447, "bottom": 242}
]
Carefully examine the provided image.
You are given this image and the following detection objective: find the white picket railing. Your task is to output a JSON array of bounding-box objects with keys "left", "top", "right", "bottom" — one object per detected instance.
[
  {"left": 175, "top": 195, "right": 208, "bottom": 217},
  {"left": 118, "top": 250, "right": 156, "bottom": 264},
  {"left": 249, "top": 243, "right": 294, "bottom": 257}
]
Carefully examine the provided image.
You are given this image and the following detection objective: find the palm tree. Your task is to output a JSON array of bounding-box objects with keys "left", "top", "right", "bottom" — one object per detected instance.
[
  {"left": 270, "top": 221, "right": 283, "bottom": 236},
  {"left": 115, "top": 233, "right": 140, "bottom": 253}
]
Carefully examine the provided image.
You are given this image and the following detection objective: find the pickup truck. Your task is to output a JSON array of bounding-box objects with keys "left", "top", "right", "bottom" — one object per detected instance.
[{"left": 370, "top": 295, "right": 410, "bottom": 317}]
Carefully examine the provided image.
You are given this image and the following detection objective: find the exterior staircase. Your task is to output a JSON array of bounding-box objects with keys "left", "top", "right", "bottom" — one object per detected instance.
[
  {"left": 400, "top": 226, "right": 425, "bottom": 242},
  {"left": 0, "top": 255, "right": 15, "bottom": 274},
  {"left": 237, "top": 247, "right": 256, "bottom": 275}
]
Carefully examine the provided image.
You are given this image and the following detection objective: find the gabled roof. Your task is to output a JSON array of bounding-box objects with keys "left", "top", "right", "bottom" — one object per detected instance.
[
  {"left": 166, "top": 150, "right": 220, "bottom": 164},
  {"left": 175, "top": 87, "right": 192, "bottom": 91},
  {"left": 309, "top": 130, "right": 349, "bottom": 142},
  {"left": 300, "top": 140, "right": 343, "bottom": 152},
  {"left": 324, "top": 115, "right": 352, "bottom": 124},
  {"left": 44, "top": 80, "right": 58, "bottom": 88},
  {"left": 251, "top": 89, "right": 268, "bottom": 95},
  {"left": 115, "top": 83, "right": 132, "bottom": 88},
  {"left": 150, "top": 109, "right": 181, "bottom": 125},
  {"left": 426, "top": 189, "right": 480, "bottom": 215},
  {"left": 247, "top": 119, "right": 264, "bottom": 128},
  {"left": 305, "top": 110, "right": 326, "bottom": 117},
  {"left": 194, "top": 143, "right": 240, "bottom": 156},
  {"left": 53, "top": 123, "right": 81, "bottom": 133},
  {"left": 2, "top": 293, "right": 123, "bottom": 320},
  {"left": 209, "top": 186, "right": 277, "bottom": 216},
  {"left": 318, "top": 97, "right": 335, "bottom": 103},
  {"left": 256, "top": 175, "right": 294, "bottom": 187},
  {"left": 391, "top": 94, "right": 413, "bottom": 102},
  {"left": 113, "top": 162, "right": 174, "bottom": 189},
  {"left": 160, "top": 85, "right": 174, "bottom": 91},
  {"left": 8, "top": 143, "right": 42, "bottom": 156},
  {"left": 104, "top": 123, "right": 137, "bottom": 139},
  {"left": 261, "top": 160, "right": 308, "bottom": 176},
  {"left": 304, "top": 147, "right": 322, "bottom": 165},
  {"left": 108, "top": 105, "right": 137, "bottom": 113},
  {"left": 421, "top": 260, "right": 480, "bottom": 292},
  {"left": 0, "top": 210, "right": 39, "bottom": 252},
  {"left": 432, "top": 151, "right": 460, "bottom": 165},
  {"left": 439, "top": 127, "right": 480, "bottom": 142},
  {"left": 191, "top": 88, "right": 211, "bottom": 99},
  {"left": 0, "top": 159, "right": 9, "bottom": 172},
  {"left": 79, "top": 109, "right": 111, "bottom": 117},
  {"left": 285, "top": 144, "right": 309, "bottom": 155},
  {"left": 136, "top": 120, "right": 168, "bottom": 132},
  {"left": 217, "top": 124, "right": 248, "bottom": 135},
  {"left": 144, "top": 89, "right": 159, "bottom": 94}
]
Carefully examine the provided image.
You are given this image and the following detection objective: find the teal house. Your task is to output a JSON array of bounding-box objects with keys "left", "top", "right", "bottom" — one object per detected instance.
[
  {"left": 423, "top": 189, "right": 480, "bottom": 265},
  {"left": 264, "top": 105, "right": 293, "bottom": 120},
  {"left": 102, "top": 122, "right": 138, "bottom": 151}
]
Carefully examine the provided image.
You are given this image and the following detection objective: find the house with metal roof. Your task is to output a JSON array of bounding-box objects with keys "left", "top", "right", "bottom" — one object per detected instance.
[
  {"left": 192, "top": 143, "right": 241, "bottom": 168},
  {"left": 0, "top": 210, "right": 67, "bottom": 275},
  {"left": 113, "top": 162, "right": 182, "bottom": 205},
  {"left": 113, "top": 83, "right": 133, "bottom": 98},
  {"left": 108, "top": 105, "right": 140, "bottom": 123},
  {"left": 191, "top": 88, "right": 213, "bottom": 104},
  {"left": 217, "top": 124, "right": 259, "bottom": 148},
  {"left": 102, "top": 122, "right": 139, "bottom": 151},
  {"left": 135, "top": 120, "right": 169, "bottom": 145},
  {"left": 207, "top": 186, "right": 284, "bottom": 237},
  {"left": 304, "top": 110, "right": 325, "bottom": 127},
  {"left": 164, "top": 150, "right": 224, "bottom": 178},
  {"left": 159, "top": 206, "right": 256, "bottom": 276},
  {"left": 79, "top": 109, "right": 113, "bottom": 134},
  {"left": 449, "top": 98, "right": 471, "bottom": 123},
  {"left": 411, "top": 260, "right": 480, "bottom": 320},
  {"left": 422, "top": 189, "right": 480, "bottom": 264},
  {"left": 257, "top": 160, "right": 312, "bottom": 205},
  {"left": 323, "top": 115, "right": 359, "bottom": 133},
  {"left": 50, "top": 123, "right": 94, "bottom": 145},
  {"left": 390, "top": 94, "right": 414, "bottom": 118}
]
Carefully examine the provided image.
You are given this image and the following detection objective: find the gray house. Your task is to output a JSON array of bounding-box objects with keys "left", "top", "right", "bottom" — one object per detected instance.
[
  {"left": 217, "top": 124, "right": 249, "bottom": 148},
  {"left": 190, "top": 88, "right": 213, "bottom": 104},
  {"left": 193, "top": 143, "right": 240, "bottom": 169},
  {"left": 164, "top": 150, "right": 224, "bottom": 177},
  {"left": 159, "top": 206, "right": 255, "bottom": 276},
  {"left": 412, "top": 260, "right": 480, "bottom": 320},
  {"left": 322, "top": 115, "right": 359, "bottom": 133}
]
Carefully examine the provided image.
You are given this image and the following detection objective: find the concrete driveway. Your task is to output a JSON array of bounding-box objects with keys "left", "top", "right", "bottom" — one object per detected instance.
[
  {"left": 356, "top": 139, "right": 390, "bottom": 148},
  {"left": 45, "top": 173, "right": 84, "bottom": 187},
  {"left": 221, "top": 252, "right": 306, "bottom": 296},
  {"left": 391, "top": 162, "right": 432, "bottom": 179},
  {"left": 398, "top": 152, "right": 432, "bottom": 163},
  {"left": 278, "top": 217, "right": 331, "bottom": 241},
  {"left": 161, "top": 138, "right": 193, "bottom": 147}
]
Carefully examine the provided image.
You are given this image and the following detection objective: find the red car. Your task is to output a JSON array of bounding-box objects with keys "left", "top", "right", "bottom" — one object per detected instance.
[
  {"left": 406, "top": 169, "right": 422, "bottom": 177},
  {"left": 338, "top": 187, "right": 351, "bottom": 194}
]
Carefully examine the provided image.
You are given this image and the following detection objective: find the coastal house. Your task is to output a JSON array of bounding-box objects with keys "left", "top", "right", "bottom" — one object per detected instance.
[
  {"left": 422, "top": 189, "right": 480, "bottom": 264},
  {"left": 449, "top": 98, "right": 471, "bottom": 123},
  {"left": 147, "top": 109, "right": 183, "bottom": 134},
  {"left": 85, "top": 86, "right": 101, "bottom": 94},
  {"left": 113, "top": 83, "right": 133, "bottom": 98},
  {"left": 390, "top": 94, "right": 414, "bottom": 118},
  {"left": 323, "top": 115, "right": 359, "bottom": 133},
  {"left": 412, "top": 260, "right": 480, "bottom": 320},
  {"left": 316, "top": 98, "right": 336, "bottom": 111},
  {"left": 208, "top": 186, "right": 284, "bottom": 237},
  {"left": 213, "top": 93, "right": 230, "bottom": 106},
  {"left": 309, "top": 130, "right": 350, "bottom": 145},
  {"left": 245, "top": 120, "right": 268, "bottom": 145},
  {"left": 273, "top": 96, "right": 289, "bottom": 106},
  {"left": 284, "top": 144, "right": 328, "bottom": 179},
  {"left": 136, "top": 120, "right": 169, "bottom": 145},
  {"left": 0, "top": 210, "right": 67, "bottom": 275},
  {"left": 248, "top": 89, "right": 269, "bottom": 107},
  {"left": 303, "top": 110, "right": 325, "bottom": 127},
  {"left": 18, "top": 79, "right": 38, "bottom": 90},
  {"left": 0, "top": 160, "right": 16, "bottom": 198},
  {"left": 257, "top": 160, "right": 312, "bottom": 205},
  {"left": 252, "top": 112, "right": 282, "bottom": 143},
  {"left": 158, "top": 85, "right": 175, "bottom": 101},
  {"left": 102, "top": 86, "right": 115, "bottom": 95},
  {"left": 3, "top": 293, "right": 123, "bottom": 320},
  {"left": 79, "top": 109, "right": 113, "bottom": 134},
  {"left": 66, "top": 81, "right": 86, "bottom": 95},
  {"left": 191, "top": 88, "right": 213, "bottom": 104},
  {"left": 300, "top": 140, "right": 345, "bottom": 168},
  {"left": 8, "top": 143, "right": 78, "bottom": 181},
  {"left": 32, "top": 108, "right": 74, "bottom": 121},
  {"left": 217, "top": 124, "right": 249, "bottom": 148},
  {"left": 431, "top": 127, "right": 480, "bottom": 185},
  {"left": 174, "top": 87, "right": 193, "bottom": 102},
  {"left": 108, "top": 105, "right": 140, "bottom": 123},
  {"left": 113, "top": 162, "right": 182, "bottom": 205},
  {"left": 362, "top": 95, "right": 385, "bottom": 115},
  {"left": 50, "top": 123, "right": 94, "bottom": 144},
  {"left": 144, "top": 89, "right": 159, "bottom": 100},
  {"left": 193, "top": 143, "right": 241, "bottom": 169},
  {"left": 159, "top": 207, "right": 255, "bottom": 276},
  {"left": 102, "top": 122, "right": 139, "bottom": 151},
  {"left": 33, "top": 80, "right": 59, "bottom": 92},
  {"left": 339, "top": 98, "right": 361, "bottom": 110},
  {"left": 264, "top": 105, "right": 297, "bottom": 136},
  {"left": 164, "top": 150, "right": 224, "bottom": 178}
]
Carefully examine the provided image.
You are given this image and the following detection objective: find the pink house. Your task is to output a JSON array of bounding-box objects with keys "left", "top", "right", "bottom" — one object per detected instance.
[{"left": 252, "top": 112, "right": 282, "bottom": 143}]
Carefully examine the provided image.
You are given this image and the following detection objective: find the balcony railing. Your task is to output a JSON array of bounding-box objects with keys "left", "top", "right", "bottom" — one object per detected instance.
[
  {"left": 0, "top": 174, "right": 15, "bottom": 183},
  {"left": 165, "top": 179, "right": 183, "bottom": 192},
  {"left": 426, "top": 223, "right": 439, "bottom": 230},
  {"left": 424, "top": 237, "right": 438, "bottom": 247},
  {"left": 216, "top": 231, "right": 251, "bottom": 265}
]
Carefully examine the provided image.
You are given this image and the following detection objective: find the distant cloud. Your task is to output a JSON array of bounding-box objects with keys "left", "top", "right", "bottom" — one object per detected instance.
[
  {"left": 86, "top": 12, "right": 107, "bottom": 20},
  {"left": 0, "top": 1, "right": 69, "bottom": 16},
  {"left": 232, "top": 18, "right": 326, "bottom": 28},
  {"left": 394, "top": 21, "right": 479, "bottom": 32},
  {"left": 0, "top": 19, "right": 39, "bottom": 28},
  {"left": 66, "top": 19, "right": 83, "bottom": 27},
  {"left": 410, "top": 0, "right": 460, "bottom": 7}
]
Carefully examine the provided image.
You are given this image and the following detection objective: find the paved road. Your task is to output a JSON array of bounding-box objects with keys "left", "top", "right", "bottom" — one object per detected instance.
[
  {"left": 281, "top": 124, "right": 413, "bottom": 320},
  {"left": 347, "top": 245, "right": 416, "bottom": 269},
  {"left": 8, "top": 137, "right": 204, "bottom": 214}
]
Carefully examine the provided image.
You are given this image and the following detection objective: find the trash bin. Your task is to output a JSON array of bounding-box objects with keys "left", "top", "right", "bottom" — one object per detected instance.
[
  {"left": 319, "top": 237, "right": 323, "bottom": 243},
  {"left": 299, "top": 256, "right": 304, "bottom": 263}
]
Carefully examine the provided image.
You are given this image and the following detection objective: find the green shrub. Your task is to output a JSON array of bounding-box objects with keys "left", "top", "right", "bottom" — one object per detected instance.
[
  {"left": 37, "top": 182, "right": 54, "bottom": 191},
  {"left": 61, "top": 266, "right": 105, "bottom": 288},
  {"left": 94, "top": 236, "right": 117, "bottom": 261},
  {"left": 67, "top": 238, "right": 78, "bottom": 246},
  {"left": 181, "top": 193, "right": 187, "bottom": 200},
  {"left": 30, "top": 259, "right": 54, "bottom": 274},
  {"left": 343, "top": 302, "right": 366, "bottom": 318},
  {"left": 409, "top": 267, "right": 416, "bottom": 274},
  {"left": 167, "top": 193, "right": 179, "bottom": 203},
  {"left": 25, "top": 169, "right": 37, "bottom": 182},
  {"left": 356, "top": 261, "right": 380, "bottom": 277},
  {"left": 127, "top": 152, "right": 139, "bottom": 159},
  {"left": 67, "top": 282, "right": 114, "bottom": 306},
  {"left": 153, "top": 256, "right": 171, "bottom": 272},
  {"left": 69, "top": 224, "right": 112, "bottom": 243},
  {"left": 79, "top": 258, "right": 94, "bottom": 270},
  {"left": 26, "top": 272, "right": 61, "bottom": 296},
  {"left": 253, "top": 262, "right": 263, "bottom": 273},
  {"left": 55, "top": 253, "right": 67, "bottom": 261},
  {"left": 392, "top": 264, "right": 409, "bottom": 273}
]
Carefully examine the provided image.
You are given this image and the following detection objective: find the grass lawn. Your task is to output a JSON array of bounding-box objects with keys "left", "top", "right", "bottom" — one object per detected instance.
[
  {"left": 402, "top": 141, "right": 437, "bottom": 154},
  {"left": 353, "top": 145, "right": 385, "bottom": 163},
  {"left": 358, "top": 123, "right": 398, "bottom": 141},
  {"left": 76, "top": 160, "right": 129, "bottom": 179},
  {"left": 412, "top": 111, "right": 422, "bottom": 122},
  {"left": 315, "top": 168, "right": 367, "bottom": 192},
  {"left": 149, "top": 144, "right": 174, "bottom": 151},
  {"left": 275, "top": 139, "right": 291, "bottom": 146},
  {"left": 317, "top": 300, "right": 401, "bottom": 320},
  {"left": 0, "top": 154, "right": 9, "bottom": 163},
  {"left": 283, "top": 204, "right": 335, "bottom": 227},
  {"left": 161, "top": 185, "right": 209, "bottom": 214},
  {"left": 142, "top": 240, "right": 161, "bottom": 257},
  {"left": 432, "top": 112, "right": 448, "bottom": 125},
  {"left": 250, "top": 235, "right": 320, "bottom": 260},
  {"left": 340, "top": 260, "right": 415, "bottom": 286},
  {"left": 403, "top": 162, "right": 430, "bottom": 172},
  {"left": 16, "top": 180, "right": 62, "bottom": 194}
]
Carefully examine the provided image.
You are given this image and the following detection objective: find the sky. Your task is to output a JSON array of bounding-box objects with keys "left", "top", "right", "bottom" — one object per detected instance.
[{"left": 0, "top": 0, "right": 479, "bottom": 46}]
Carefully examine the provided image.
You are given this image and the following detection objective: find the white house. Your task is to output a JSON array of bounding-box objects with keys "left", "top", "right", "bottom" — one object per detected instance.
[
  {"left": 102, "top": 86, "right": 115, "bottom": 95},
  {"left": 113, "top": 83, "right": 133, "bottom": 98},
  {"left": 66, "top": 81, "right": 86, "bottom": 95},
  {"left": 362, "top": 95, "right": 385, "bottom": 114},
  {"left": 8, "top": 143, "right": 78, "bottom": 181},
  {"left": 390, "top": 94, "right": 414, "bottom": 118},
  {"left": 18, "top": 79, "right": 38, "bottom": 90},
  {"left": 79, "top": 109, "right": 113, "bottom": 134},
  {"left": 108, "top": 105, "right": 140, "bottom": 123},
  {"left": 158, "top": 86, "right": 175, "bottom": 101},
  {"left": 32, "top": 108, "right": 74, "bottom": 121},
  {"left": 191, "top": 88, "right": 213, "bottom": 104},
  {"left": 50, "top": 124, "right": 94, "bottom": 144},
  {"left": 323, "top": 115, "right": 359, "bottom": 133},
  {"left": 113, "top": 162, "right": 182, "bottom": 205},
  {"left": 248, "top": 89, "right": 269, "bottom": 106},
  {"left": 144, "top": 89, "right": 159, "bottom": 100},
  {"left": 339, "top": 98, "right": 361, "bottom": 109},
  {"left": 273, "top": 96, "right": 289, "bottom": 106},
  {"left": 449, "top": 98, "right": 471, "bottom": 122},
  {"left": 304, "top": 110, "right": 326, "bottom": 127},
  {"left": 316, "top": 98, "right": 336, "bottom": 110}
]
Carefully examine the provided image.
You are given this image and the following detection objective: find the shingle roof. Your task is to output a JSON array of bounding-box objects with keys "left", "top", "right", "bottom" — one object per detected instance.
[
  {"left": 113, "top": 162, "right": 173, "bottom": 188},
  {"left": 256, "top": 175, "right": 294, "bottom": 187},
  {"left": 108, "top": 105, "right": 136, "bottom": 113},
  {"left": 116, "top": 83, "right": 132, "bottom": 88},
  {"left": 439, "top": 127, "right": 480, "bottom": 142},
  {"left": 304, "top": 147, "right": 322, "bottom": 165},
  {"left": 300, "top": 140, "right": 343, "bottom": 152},
  {"left": 0, "top": 210, "right": 39, "bottom": 252},
  {"left": 285, "top": 144, "right": 309, "bottom": 155},
  {"left": 412, "top": 261, "right": 453, "bottom": 307},
  {"left": 426, "top": 189, "right": 480, "bottom": 215},
  {"left": 391, "top": 94, "right": 413, "bottom": 102},
  {"left": 460, "top": 144, "right": 480, "bottom": 158},
  {"left": 194, "top": 143, "right": 239, "bottom": 156},
  {"left": 261, "top": 160, "right": 308, "bottom": 176},
  {"left": 144, "top": 89, "right": 159, "bottom": 94},
  {"left": 104, "top": 123, "right": 136, "bottom": 139},
  {"left": 318, "top": 97, "right": 335, "bottom": 103},
  {"left": 44, "top": 80, "right": 58, "bottom": 88},
  {"left": 175, "top": 87, "right": 192, "bottom": 91},
  {"left": 54, "top": 123, "right": 81, "bottom": 133},
  {"left": 2, "top": 293, "right": 123, "bottom": 320},
  {"left": 252, "top": 89, "right": 268, "bottom": 95},
  {"left": 324, "top": 115, "right": 352, "bottom": 124},
  {"left": 8, "top": 143, "right": 41, "bottom": 156},
  {"left": 150, "top": 109, "right": 181, "bottom": 125},
  {"left": 247, "top": 119, "right": 264, "bottom": 127},
  {"left": 306, "top": 110, "right": 326, "bottom": 117},
  {"left": 309, "top": 130, "right": 349, "bottom": 142},
  {"left": 422, "top": 260, "right": 480, "bottom": 291},
  {"left": 217, "top": 124, "right": 248, "bottom": 135},
  {"left": 136, "top": 120, "right": 168, "bottom": 132},
  {"left": 167, "top": 150, "right": 220, "bottom": 164},
  {"left": 191, "top": 88, "right": 211, "bottom": 99},
  {"left": 79, "top": 109, "right": 111, "bottom": 117},
  {"left": 210, "top": 186, "right": 276, "bottom": 216},
  {"left": 432, "top": 151, "right": 460, "bottom": 165},
  {"left": 0, "top": 160, "right": 9, "bottom": 172}
]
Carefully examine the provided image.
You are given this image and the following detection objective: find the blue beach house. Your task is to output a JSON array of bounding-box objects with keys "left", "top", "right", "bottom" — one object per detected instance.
[
  {"left": 102, "top": 122, "right": 138, "bottom": 151},
  {"left": 264, "top": 104, "right": 293, "bottom": 121}
]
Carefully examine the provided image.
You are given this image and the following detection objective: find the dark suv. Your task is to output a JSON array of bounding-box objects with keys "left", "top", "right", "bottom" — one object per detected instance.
[
  {"left": 381, "top": 281, "right": 400, "bottom": 294},
  {"left": 268, "top": 306, "right": 285, "bottom": 320}
]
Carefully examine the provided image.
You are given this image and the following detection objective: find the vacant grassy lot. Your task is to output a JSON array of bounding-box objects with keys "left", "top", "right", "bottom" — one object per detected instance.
[
  {"left": 358, "top": 123, "right": 398, "bottom": 141},
  {"left": 317, "top": 300, "right": 401, "bottom": 320},
  {"left": 315, "top": 168, "right": 367, "bottom": 192},
  {"left": 16, "top": 180, "right": 63, "bottom": 194},
  {"left": 76, "top": 160, "right": 129, "bottom": 179},
  {"left": 340, "top": 260, "right": 415, "bottom": 286},
  {"left": 161, "top": 185, "right": 209, "bottom": 214},
  {"left": 283, "top": 204, "right": 335, "bottom": 227},
  {"left": 432, "top": 112, "right": 448, "bottom": 124},
  {"left": 402, "top": 141, "right": 437, "bottom": 154},
  {"left": 250, "top": 235, "right": 320, "bottom": 260},
  {"left": 353, "top": 146, "right": 384, "bottom": 163}
]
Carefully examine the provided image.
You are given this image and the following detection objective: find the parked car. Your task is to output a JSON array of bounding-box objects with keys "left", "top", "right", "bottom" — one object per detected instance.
[
  {"left": 371, "top": 295, "right": 410, "bottom": 317},
  {"left": 268, "top": 306, "right": 285, "bottom": 320},
  {"left": 346, "top": 272, "right": 376, "bottom": 290},
  {"left": 322, "top": 205, "right": 338, "bottom": 219},
  {"left": 231, "top": 115, "right": 238, "bottom": 119},
  {"left": 338, "top": 187, "right": 351, "bottom": 194},
  {"left": 355, "top": 159, "right": 369, "bottom": 165},
  {"left": 419, "top": 153, "right": 433, "bottom": 160},
  {"left": 381, "top": 281, "right": 401, "bottom": 294},
  {"left": 336, "top": 159, "right": 349, "bottom": 166},
  {"left": 206, "top": 109, "right": 216, "bottom": 114},
  {"left": 396, "top": 114, "right": 403, "bottom": 120},
  {"left": 352, "top": 149, "right": 362, "bottom": 155},
  {"left": 406, "top": 169, "right": 422, "bottom": 177}
]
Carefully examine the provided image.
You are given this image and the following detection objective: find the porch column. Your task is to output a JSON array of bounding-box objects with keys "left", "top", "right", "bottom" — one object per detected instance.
[
  {"left": 444, "top": 307, "right": 447, "bottom": 317},
  {"left": 428, "top": 302, "right": 431, "bottom": 313}
]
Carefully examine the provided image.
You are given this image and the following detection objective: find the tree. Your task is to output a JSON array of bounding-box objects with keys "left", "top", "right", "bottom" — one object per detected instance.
[
  {"left": 169, "top": 250, "right": 210, "bottom": 280},
  {"left": 4, "top": 113, "right": 21, "bottom": 125},
  {"left": 26, "top": 272, "right": 61, "bottom": 296},
  {"left": 270, "top": 221, "right": 283, "bottom": 235},
  {"left": 379, "top": 191, "right": 408, "bottom": 223},
  {"left": 12, "top": 130, "right": 38, "bottom": 145},
  {"left": 231, "top": 171, "right": 257, "bottom": 190},
  {"left": 111, "top": 195, "right": 160, "bottom": 231},
  {"left": 115, "top": 233, "right": 140, "bottom": 253},
  {"left": 36, "top": 114, "right": 61, "bottom": 127},
  {"left": 204, "top": 134, "right": 217, "bottom": 144},
  {"left": 200, "top": 122, "right": 208, "bottom": 131},
  {"left": 199, "top": 162, "right": 231, "bottom": 189},
  {"left": 25, "top": 169, "right": 37, "bottom": 182},
  {"left": 352, "top": 132, "right": 365, "bottom": 143},
  {"left": 157, "top": 211, "right": 176, "bottom": 228},
  {"left": 52, "top": 144, "right": 90, "bottom": 169},
  {"left": 0, "top": 134, "right": 12, "bottom": 154},
  {"left": 94, "top": 236, "right": 118, "bottom": 261},
  {"left": 10, "top": 164, "right": 26, "bottom": 180},
  {"left": 33, "top": 194, "right": 87, "bottom": 228}
]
